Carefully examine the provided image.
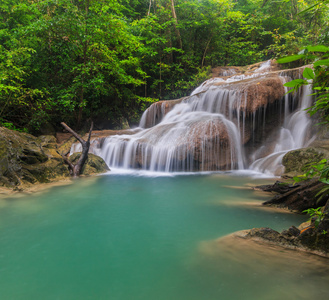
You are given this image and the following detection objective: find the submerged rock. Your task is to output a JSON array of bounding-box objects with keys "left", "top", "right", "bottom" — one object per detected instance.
[{"left": 0, "top": 127, "right": 109, "bottom": 190}]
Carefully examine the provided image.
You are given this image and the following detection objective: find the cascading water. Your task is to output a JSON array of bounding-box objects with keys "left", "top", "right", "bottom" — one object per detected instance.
[
  {"left": 97, "top": 98, "right": 245, "bottom": 172},
  {"left": 71, "top": 61, "right": 315, "bottom": 175},
  {"left": 249, "top": 83, "right": 315, "bottom": 175}
]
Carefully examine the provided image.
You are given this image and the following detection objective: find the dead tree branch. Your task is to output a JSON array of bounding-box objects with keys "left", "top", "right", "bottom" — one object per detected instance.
[{"left": 60, "top": 122, "right": 93, "bottom": 177}]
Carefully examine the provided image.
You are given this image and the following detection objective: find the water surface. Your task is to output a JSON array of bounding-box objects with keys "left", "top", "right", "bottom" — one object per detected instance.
[{"left": 0, "top": 172, "right": 328, "bottom": 299}]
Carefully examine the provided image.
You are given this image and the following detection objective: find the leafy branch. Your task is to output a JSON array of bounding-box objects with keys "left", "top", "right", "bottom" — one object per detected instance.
[{"left": 303, "top": 207, "right": 325, "bottom": 228}]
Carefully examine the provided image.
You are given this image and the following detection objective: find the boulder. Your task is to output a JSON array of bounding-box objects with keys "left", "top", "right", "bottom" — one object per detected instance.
[
  {"left": 282, "top": 147, "right": 329, "bottom": 176},
  {"left": 69, "top": 153, "right": 109, "bottom": 175}
]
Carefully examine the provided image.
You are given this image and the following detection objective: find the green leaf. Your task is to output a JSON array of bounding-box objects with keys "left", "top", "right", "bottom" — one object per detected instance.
[
  {"left": 314, "top": 59, "right": 329, "bottom": 67},
  {"left": 319, "top": 178, "right": 329, "bottom": 184},
  {"left": 295, "top": 79, "right": 307, "bottom": 84},
  {"left": 307, "top": 45, "right": 329, "bottom": 53},
  {"left": 277, "top": 55, "right": 304, "bottom": 64},
  {"left": 298, "top": 2, "right": 323, "bottom": 15},
  {"left": 284, "top": 81, "right": 298, "bottom": 87},
  {"left": 283, "top": 79, "right": 305, "bottom": 87},
  {"left": 303, "top": 67, "right": 314, "bottom": 80}
]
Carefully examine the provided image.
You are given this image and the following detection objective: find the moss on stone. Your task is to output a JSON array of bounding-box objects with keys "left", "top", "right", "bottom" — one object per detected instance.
[
  {"left": 282, "top": 147, "right": 328, "bottom": 176},
  {"left": 69, "top": 153, "right": 109, "bottom": 175},
  {"left": 0, "top": 127, "right": 109, "bottom": 190}
]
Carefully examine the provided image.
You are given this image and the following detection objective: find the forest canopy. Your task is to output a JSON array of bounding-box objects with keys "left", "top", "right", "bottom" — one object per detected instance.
[{"left": 0, "top": 0, "right": 328, "bottom": 133}]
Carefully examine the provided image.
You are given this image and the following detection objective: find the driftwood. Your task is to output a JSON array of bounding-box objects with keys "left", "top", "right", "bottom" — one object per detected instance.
[{"left": 59, "top": 122, "right": 93, "bottom": 177}]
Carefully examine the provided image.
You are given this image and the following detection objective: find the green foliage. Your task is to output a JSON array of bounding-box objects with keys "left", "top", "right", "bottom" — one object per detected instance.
[
  {"left": 303, "top": 207, "right": 325, "bottom": 228},
  {"left": 1, "top": 0, "right": 328, "bottom": 132},
  {"left": 293, "top": 158, "right": 329, "bottom": 204},
  {"left": 286, "top": 43, "right": 329, "bottom": 206},
  {"left": 278, "top": 46, "right": 329, "bottom": 126},
  {"left": 0, "top": 120, "right": 28, "bottom": 132},
  {"left": 293, "top": 159, "right": 329, "bottom": 183}
]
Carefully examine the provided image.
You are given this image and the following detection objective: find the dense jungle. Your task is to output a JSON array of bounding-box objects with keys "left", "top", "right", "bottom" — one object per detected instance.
[{"left": 1, "top": 0, "right": 328, "bottom": 134}]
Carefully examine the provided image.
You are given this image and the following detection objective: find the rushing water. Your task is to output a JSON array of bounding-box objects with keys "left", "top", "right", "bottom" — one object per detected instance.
[
  {"left": 71, "top": 62, "right": 315, "bottom": 175},
  {"left": 1, "top": 172, "right": 328, "bottom": 300}
]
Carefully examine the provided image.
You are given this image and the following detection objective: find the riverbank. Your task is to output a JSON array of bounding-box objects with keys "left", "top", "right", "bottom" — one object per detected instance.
[
  {"left": 0, "top": 178, "right": 73, "bottom": 198},
  {"left": 245, "top": 177, "right": 329, "bottom": 256}
]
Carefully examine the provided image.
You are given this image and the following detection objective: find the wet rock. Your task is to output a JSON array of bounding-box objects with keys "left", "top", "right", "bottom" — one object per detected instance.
[
  {"left": 211, "top": 66, "right": 240, "bottom": 77},
  {"left": 187, "top": 119, "right": 233, "bottom": 170},
  {"left": 56, "top": 132, "right": 74, "bottom": 144},
  {"left": 298, "top": 227, "right": 329, "bottom": 253},
  {"left": 247, "top": 227, "right": 282, "bottom": 240},
  {"left": 211, "top": 60, "right": 280, "bottom": 77}
]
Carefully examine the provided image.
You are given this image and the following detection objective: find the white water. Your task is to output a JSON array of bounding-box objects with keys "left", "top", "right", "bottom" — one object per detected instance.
[
  {"left": 250, "top": 84, "right": 314, "bottom": 175},
  {"left": 71, "top": 62, "right": 315, "bottom": 175},
  {"left": 190, "top": 60, "right": 272, "bottom": 96}
]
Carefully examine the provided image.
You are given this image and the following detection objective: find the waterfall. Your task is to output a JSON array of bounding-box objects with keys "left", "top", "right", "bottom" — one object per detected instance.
[
  {"left": 71, "top": 62, "right": 315, "bottom": 175},
  {"left": 95, "top": 94, "right": 245, "bottom": 172},
  {"left": 249, "top": 84, "right": 315, "bottom": 175}
]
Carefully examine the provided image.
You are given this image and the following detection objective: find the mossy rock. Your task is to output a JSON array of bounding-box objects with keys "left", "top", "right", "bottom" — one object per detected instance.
[
  {"left": 282, "top": 147, "right": 328, "bottom": 176},
  {"left": 0, "top": 127, "right": 69, "bottom": 188},
  {"left": 69, "top": 153, "right": 109, "bottom": 175},
  {"left": 0, "top": 127, "right": 110, "bottom": 190},
  {"left": 57, "top": 136, "right": 77, "bottom": 156}
]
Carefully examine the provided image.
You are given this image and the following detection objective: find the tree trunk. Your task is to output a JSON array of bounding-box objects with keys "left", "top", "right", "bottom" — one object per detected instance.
[
  {"left": 170, "top": 0, "right": 183, "bottom": 49},
  {"left": 202, "top": 36, "right": 212, "bottom": 67},
  {"left": 60, "top": 122, "right": 93, "bottom": 177},
  {"left": 147, "top": 0, "right": 152, "bottom": 16}
]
